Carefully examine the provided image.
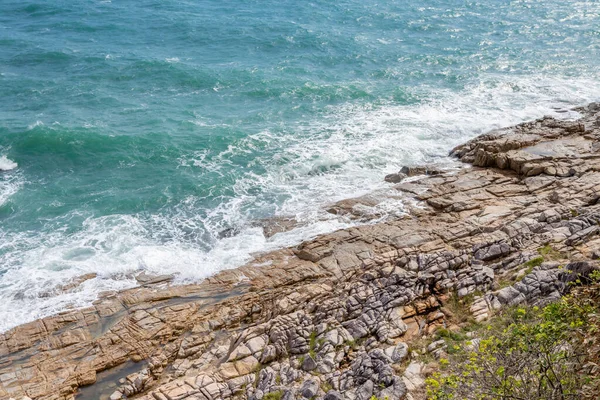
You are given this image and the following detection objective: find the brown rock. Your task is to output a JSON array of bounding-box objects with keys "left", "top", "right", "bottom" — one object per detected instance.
[{"left": 4, "top": 105, "right": 600, "bottom": 400}]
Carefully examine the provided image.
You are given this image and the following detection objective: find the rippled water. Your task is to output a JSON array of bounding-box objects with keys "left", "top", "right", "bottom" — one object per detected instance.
[{"left": 0, "top": 0, "right": 599, "bottom": 331}]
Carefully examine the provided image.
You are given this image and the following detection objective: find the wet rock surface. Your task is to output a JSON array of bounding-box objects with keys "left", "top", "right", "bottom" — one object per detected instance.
[{"left": 3, "top": 104, "right": 600, "bottom": 400}]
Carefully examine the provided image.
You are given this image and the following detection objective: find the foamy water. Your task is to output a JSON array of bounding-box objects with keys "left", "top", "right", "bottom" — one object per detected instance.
[
  {"left": 1, "top": 0, "right": 600, "bottom": 331},
  {"left": 0, "top": 156, "right": 17, "bottom": 172},
  {"left": 1, "top": 77, "right": 598, "bottom": 331}
]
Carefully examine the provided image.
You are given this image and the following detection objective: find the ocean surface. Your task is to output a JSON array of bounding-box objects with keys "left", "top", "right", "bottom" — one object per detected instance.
[{"left": 0, "top": 0, "right": 599, "bottom": 332}]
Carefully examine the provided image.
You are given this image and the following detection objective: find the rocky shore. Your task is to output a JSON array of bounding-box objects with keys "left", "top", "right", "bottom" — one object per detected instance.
[{"left": 3, "top": 103, "right": 600, "bottom": 400}]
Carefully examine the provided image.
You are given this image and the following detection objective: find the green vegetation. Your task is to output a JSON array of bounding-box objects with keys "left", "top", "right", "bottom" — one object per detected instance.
[
  {"left": 522, "top": 256, "right": 544, "bottom": 269},
  {"left": 497, "top": 274, "right": 515, "bottom": 289},
  {"left": 253, "top": 366, "right": 261, "bottom": 388},
  {"left": 343, "top": 338, "right": 364, "bottom": 351},
  {"left": 538, "top": 244, "right": 564, "bottom": 261},
  {"left": 426, "top": 273, "right": 600, "bottom": 399},
  {"left": 496, "top": 245, "right": 566, "bottom": 290},
  {"left": 434, "top": 328, "right": 470, "bottom": 355},
  {"left": 309, "top": 330, "right": 318, "bottom": 358},
  {"left": 434, "top": 328, "right": 468, "bottom": 342},
  {"left": 321, "top": 381, "right": 333, "bottom": 392},
  {"left": 264, "top": 391, "right": 283, "bottom": 400},
  {"left": 443, "top": 291, "right": 482, "bottom": 325}
]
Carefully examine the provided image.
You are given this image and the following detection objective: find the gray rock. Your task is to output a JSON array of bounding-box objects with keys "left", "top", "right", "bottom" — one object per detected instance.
[
  {"left": 256, "top": 368, "right": 277, "bottom": 393},
  {"left": 260, "top": 344, "right": 278, "bottom": 364},
  {"left": 475, "top": 242, "right": 511, "bottom": 261},
  {"left": 356, "top": 380, "right": 374, "bottom": 400},
  {"left": 135, "top": 272, "right": 174, "bottom": 285},
  {"left": 385, "top": 342, "right": 408, "bottom": 363},
  {"left": 400, "top": 165, "right": 443, "bottom": 177},
  {"left": 302, "top": 354, "right": 318, "bottom": 371},
  {"left": 378, "top": 376, "right": 408, "bottom": 400},
  {"left": 281, "top": 389, "right": 296, "bottom": 400},
  {"left": 246, "top": 335, "right": 268, "bottom": 354},
  {"left": 300, "top": 379, "right": 319, "bottom": 398},
  {"left": 324, "top": 390, "right": 344, "bottom": 400},
  {"left": 384, "top": 172, "right": 407, "bottom": 183},
  {"left": 351, "top": 353, "right": 374, "bottom": 385},
  {"left": 343, "top": 319, "right": 369, "bottom": 340},
  {"left": 427, "top": 340, "right": 446, "bottom": 353},
  {"left": 496, "top": 286, "right": 526, "bottom": 306}
]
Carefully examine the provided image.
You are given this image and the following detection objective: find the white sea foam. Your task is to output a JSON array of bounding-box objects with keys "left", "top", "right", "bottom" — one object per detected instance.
[
  {"left": 0, "top": 211, "right": 354, "bottom": 331},
  {"left": 210, "top": 74, "right": 599, "bottom": 226},
  {"left": 1, "top": 74, "right": 600, "bottom": 332},
  {"left": 27, "top": 120, "right": 44, "bottom": 130},
  {"left": 0, "top": 176, "right": 22, "bottom": 209},
  {"left": 0, "top": 155, "right": 17, "bottom": 171},
  {"left": 0, "top": 156, "right": 21, "bottom": 209}
]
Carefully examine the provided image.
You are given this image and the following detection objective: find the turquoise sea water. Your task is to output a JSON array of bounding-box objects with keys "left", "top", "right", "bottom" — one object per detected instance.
[{"left": 0, "top": 0, "right": 599, "bottom": 331}]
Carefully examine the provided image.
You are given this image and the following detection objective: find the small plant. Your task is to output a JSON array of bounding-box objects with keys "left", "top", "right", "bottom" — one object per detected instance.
[
  {"left": 443, "top": 292, "right": 479, "bottom": 325},
  {"left": 320, "top": 381, "right": 333, "bottom": 392},
  {"left": 309, "top": 331, "right": 318, "bottom": 358},
  {"left": 434, "top": 328, "right": 467, "bottom": 342},
  {"left": 522, "top": 256, "right": 544, "bottom": 269},
  {"left": 439, "top": 357, "right": 450, "bottom": 368},
  {"left": 253, "top": 368, "right": 261, "bottom": 388},
  {"left": 538, "top": 244, "right": 566, "bottom": 261},
  {"left": 343, "top": 338, "right": 364, "bottom": 350},
  {"left": 538, "top": 244, "right": 564, "bottom": 261},
  {"left": 434, "top": 328, "right": 469, "bottom": 355},
  {"left": 497, "top": 274, "right": 515, "bottom": 288},
  {"left": 264, "top": 391, "right": 283, "bottom": 400}
]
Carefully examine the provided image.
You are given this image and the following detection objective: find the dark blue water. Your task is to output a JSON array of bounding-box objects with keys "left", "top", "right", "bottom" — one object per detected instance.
[{"left": 0, "top": 0, "right": 599, "bottom": 331}]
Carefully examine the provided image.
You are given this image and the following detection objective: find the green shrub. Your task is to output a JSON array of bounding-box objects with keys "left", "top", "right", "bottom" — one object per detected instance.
[
  {"left": 522, "top": 256, "right": 544, "bottom": 269},
  {"left": 435, "top": 328, "right": 467, "bottom": 342},
  {"left": 426, "top": 281, "right": 600, "bottom": 399},
  {"left": 264, "top": 391, "right": 283, "bottom": 400}
]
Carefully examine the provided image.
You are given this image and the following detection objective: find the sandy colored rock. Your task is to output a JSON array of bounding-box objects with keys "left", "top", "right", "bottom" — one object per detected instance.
[{"left": 3, "top": 105, "right": 600, "bottom": 399}]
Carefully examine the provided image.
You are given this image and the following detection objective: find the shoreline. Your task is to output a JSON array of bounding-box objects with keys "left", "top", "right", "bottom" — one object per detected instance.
[
  {"left": 3, "top": 102, "right": 600, "bottom": 399},
  {"left": 0, "top": 100, "right": 587, "bottom": 334}
]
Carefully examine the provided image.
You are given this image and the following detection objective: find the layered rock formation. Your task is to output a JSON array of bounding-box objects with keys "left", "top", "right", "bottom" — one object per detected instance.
[{"left": 3, "top": 103, "right": 600, "bottom": 400}]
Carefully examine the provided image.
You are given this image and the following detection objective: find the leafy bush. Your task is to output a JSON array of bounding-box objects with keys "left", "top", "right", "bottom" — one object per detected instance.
[{"left": 426, "top": 279, "right": 600, "bottom": 399}]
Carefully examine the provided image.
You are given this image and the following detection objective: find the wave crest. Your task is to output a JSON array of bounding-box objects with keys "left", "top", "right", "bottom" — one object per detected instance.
[{"left": 0, "top": 156, "right": 17, "bottom": 171}]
